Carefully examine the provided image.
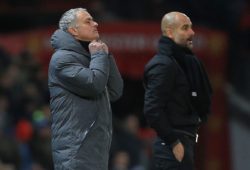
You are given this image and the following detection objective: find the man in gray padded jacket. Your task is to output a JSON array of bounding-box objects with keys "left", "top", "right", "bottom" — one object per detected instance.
[{"left": 48, "top": 8, "right": 123, "bottom": 170}]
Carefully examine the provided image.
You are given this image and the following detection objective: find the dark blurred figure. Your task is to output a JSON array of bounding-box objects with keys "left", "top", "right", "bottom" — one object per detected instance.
[
  {"left": 111, "top": 114, "right": 145, "bottom": 169},
  {"left": 0, "top": 95, "right": 11, "bottom": 134},
  {"left": 0, "top": 135, "right": 20, "bottom": 170},
  {"left": 30, "top": 105, "right": 53, "bottom": 170},
  {"left": 111, "top": 150, "right": 130, "bottom": 170},
  {"left": 0, "top": 47, "right": 11, "bottom": 72}
]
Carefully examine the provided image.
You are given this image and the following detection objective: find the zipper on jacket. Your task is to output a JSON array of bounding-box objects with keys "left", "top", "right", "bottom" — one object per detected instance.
[{"left": 105, "top": 86, "right": 111, "bottom": 112}]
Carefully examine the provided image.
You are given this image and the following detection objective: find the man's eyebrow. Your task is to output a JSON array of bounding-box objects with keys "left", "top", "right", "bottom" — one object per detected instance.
[
  {"left": 85, "top": 17, "right": 93, "bottom": 21},
  {"left": 181, "top": 23, "right": 192, "bottom": 28}
]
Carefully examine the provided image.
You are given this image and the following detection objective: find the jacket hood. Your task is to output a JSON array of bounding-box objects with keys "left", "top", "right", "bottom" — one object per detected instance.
[{"left": 50, "top": 29, "right": 88, "bottom": 55}]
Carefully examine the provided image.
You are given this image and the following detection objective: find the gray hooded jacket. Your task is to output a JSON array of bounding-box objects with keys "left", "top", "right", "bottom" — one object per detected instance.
[{"left": 48, "top": 29, "right": 123, "bottom": 170}]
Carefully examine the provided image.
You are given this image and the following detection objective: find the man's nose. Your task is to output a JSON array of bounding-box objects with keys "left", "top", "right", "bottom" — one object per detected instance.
[
  {"left": 190, "top": 28, "right": 195, "bottom": 35},
  {"left": 93, "top": 21, "right": 98, "bottom": 27}
]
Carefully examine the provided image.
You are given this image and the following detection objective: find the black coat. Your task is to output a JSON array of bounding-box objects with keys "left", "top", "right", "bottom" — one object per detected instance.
[{"left": 143, "top": 36, "right": 212, "bottom": 146}]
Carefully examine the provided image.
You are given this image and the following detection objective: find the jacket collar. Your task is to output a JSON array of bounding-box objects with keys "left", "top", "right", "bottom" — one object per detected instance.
[
  {"left": 157, "top": 36, "right": 193, "bottom": 59},
  {"left": 50, "top": 29, "right": 90, "bottom": 57}
]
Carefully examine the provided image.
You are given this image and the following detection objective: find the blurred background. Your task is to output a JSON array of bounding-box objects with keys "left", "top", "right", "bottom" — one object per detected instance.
[{"left": 0, "top": 0, "right": 250, "bottom": 170}]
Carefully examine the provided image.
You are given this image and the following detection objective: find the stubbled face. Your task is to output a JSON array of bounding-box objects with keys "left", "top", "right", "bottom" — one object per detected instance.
[
  {"left": 70, "top": 11, "right": 99, "bottom": 41},
  {"left": 171, "top": 14, "right": 195, "bottom": 49}
]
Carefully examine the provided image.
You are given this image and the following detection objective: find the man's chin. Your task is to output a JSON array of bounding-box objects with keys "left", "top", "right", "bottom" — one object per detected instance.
[
  {"left": 89, "top": 35, "right": 100, "bottom": 41},
  {"left": 187, "top": 43, "right": 193, "bottom": 50},
  {"left": 93, "top": 35, "right": 100, "bottom": 41},
  {"left": 187, "top": 45, "right": 193, "bottom": 50}
]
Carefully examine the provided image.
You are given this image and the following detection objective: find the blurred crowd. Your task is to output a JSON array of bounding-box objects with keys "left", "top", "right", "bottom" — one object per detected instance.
[
  {"left": 0, "top": 48, "right": 52, "bottom": 170},
  {"left": 0, "top": 0, "right": 250, "bottom": 170}
]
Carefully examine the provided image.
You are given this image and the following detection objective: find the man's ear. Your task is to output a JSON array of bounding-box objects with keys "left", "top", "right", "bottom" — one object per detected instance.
[
  {"left": 68, "top": 27, "right": 78, "bottom": 36},
  {"left": 166, "top": 28, "right": 173, "bottom": 39}
]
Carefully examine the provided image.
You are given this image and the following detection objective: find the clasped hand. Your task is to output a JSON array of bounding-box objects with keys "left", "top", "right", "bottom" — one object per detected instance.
[{"left": 89, "top": 39, "right": 109, "bottom": 55}]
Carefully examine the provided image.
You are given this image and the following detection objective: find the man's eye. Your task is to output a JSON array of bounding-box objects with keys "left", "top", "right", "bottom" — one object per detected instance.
[
  {"left": 86, "top": 18, "right": 94, "bottom": 23},
  {"left": 182, "top": 26, "right": 189, "bottom": 30}
]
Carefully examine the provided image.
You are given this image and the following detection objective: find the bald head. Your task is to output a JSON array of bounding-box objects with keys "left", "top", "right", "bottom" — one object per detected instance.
[
  {"left": 161, "top": 12, "right": 189, "bottom": 35},
  {"left": 160, "top": 11, "right": 195, "bottom": 49}
]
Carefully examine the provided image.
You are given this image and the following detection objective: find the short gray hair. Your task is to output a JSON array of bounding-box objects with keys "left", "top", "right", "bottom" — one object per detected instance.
[{"left": 59, "top": 8, "right": 87, "bottom": 31}]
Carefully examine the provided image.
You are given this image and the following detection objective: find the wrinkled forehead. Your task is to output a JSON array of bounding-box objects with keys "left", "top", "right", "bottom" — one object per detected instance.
[{"left": 76, "top": 10, "right": 92, "bottom": 21}]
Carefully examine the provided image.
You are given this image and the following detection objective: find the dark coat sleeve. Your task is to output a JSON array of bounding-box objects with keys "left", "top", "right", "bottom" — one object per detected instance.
[
  {"left": 144, "top": 59, "right": 180, "bottom": 145},
  {"left": 55, "top": 52, "right": 110, "bottom": 98}
]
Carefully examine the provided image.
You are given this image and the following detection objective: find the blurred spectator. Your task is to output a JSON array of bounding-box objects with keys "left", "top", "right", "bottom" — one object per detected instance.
[
  {"left": 111, "top": 114, "right": 146, "bottom": 169},
  {"left": 137, "top": 124, "right": 156, "bottom": 169},
  {"left": 0, "top": 135, "right": 20, "bottom": 170},
  {"left": 15, "top": 119, "right": 33, "bottom": 170},
  {"left": 0, "top": 45, "right": 52, "bottom": 170},
  {"left": 0, "top": 47, "right": 11, "bottom": 71},
  {"left": 0, "top": 63, "right": 23, "bottom": 124},
  {"left": 111, "top": 150, "right": 130, "bottom": 170},
  {"left": 30, "top": 105, "right": 53, "bottom": 170},
  {"left": 15, "top": 119, "right": 33, "bottom": 144},
  {"left": 0, "top": 95, "right": 11, "bottom": 134}
]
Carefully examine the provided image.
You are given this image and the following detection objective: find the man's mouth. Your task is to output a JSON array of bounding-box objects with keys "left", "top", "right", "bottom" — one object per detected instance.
[
  {"left": 187, "top": 37, "right": 192, "bottom": 42},
  {"left": 187, "top": 38, "right": 193, "bottom": 44}
]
